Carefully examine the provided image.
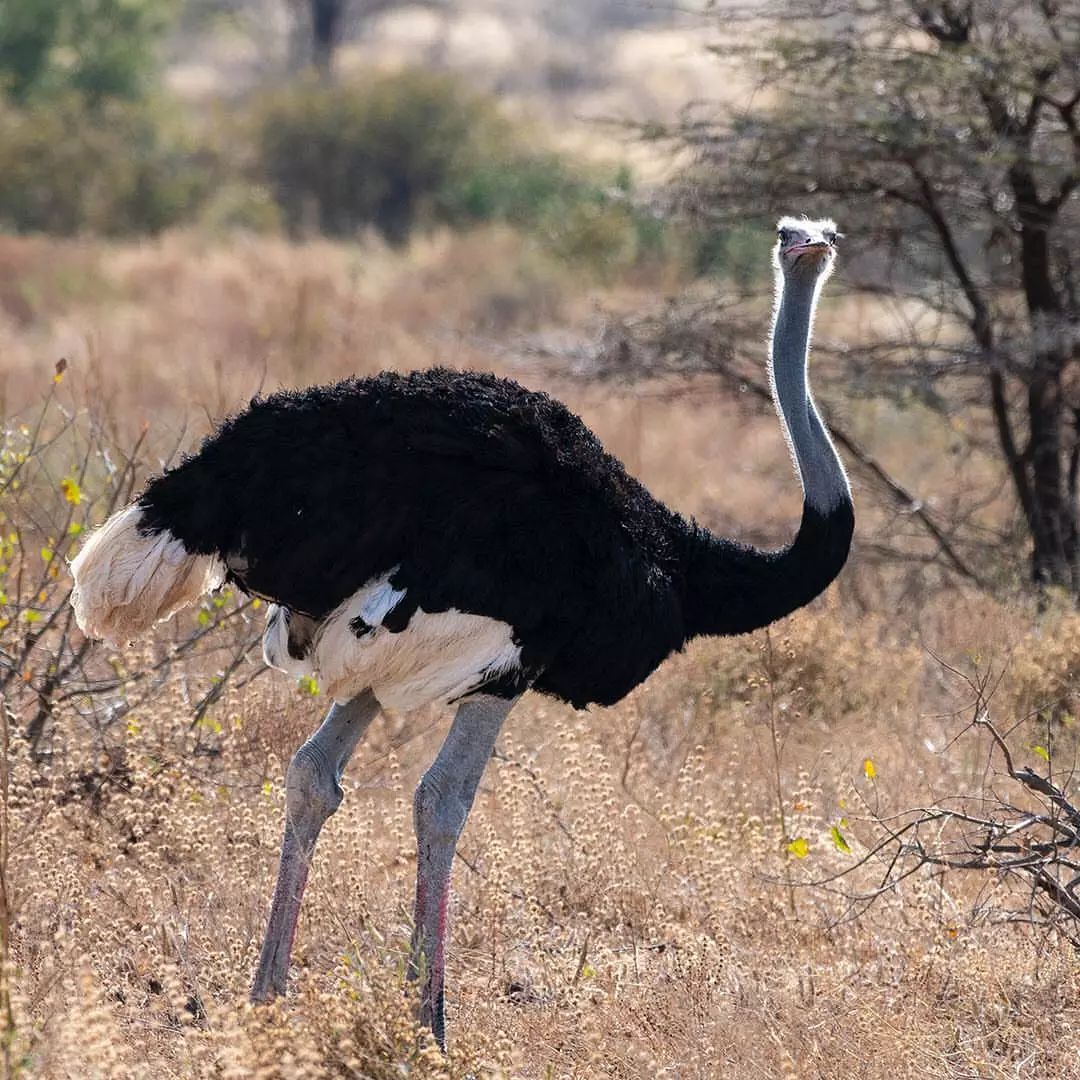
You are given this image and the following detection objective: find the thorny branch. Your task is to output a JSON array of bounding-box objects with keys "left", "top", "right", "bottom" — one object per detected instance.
[
  {"left": 1, "top": 378, "right": 264, "bottom": 760},
  {"left": 795, "top": 660, "right": 1080, "bottom": 941}
]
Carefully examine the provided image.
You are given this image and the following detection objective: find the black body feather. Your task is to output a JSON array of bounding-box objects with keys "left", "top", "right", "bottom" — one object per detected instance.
[{"left": 137, "top": 368, "right": 852, "bottom": 708}]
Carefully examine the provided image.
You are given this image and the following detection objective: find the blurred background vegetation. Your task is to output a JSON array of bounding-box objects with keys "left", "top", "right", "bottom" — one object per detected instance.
[{"left": 0, "top": 0, "right": 694, "bottom": 277}]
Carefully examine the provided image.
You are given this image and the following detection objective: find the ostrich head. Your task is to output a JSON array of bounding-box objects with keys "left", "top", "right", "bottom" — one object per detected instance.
[{"left": 774, "top": 216, "right": 839, "bottom": 282}]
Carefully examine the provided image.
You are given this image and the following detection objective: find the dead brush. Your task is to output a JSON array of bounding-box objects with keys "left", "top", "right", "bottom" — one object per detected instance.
[
  {"left": 1002, "top": 607, "right": 1080, "bottom": 730},
  {"left": 790, "top": 655, "right": 1080, "bottom": 946},
  {"left": 0, "top": 373, "right": 265, "bottom": 765}
]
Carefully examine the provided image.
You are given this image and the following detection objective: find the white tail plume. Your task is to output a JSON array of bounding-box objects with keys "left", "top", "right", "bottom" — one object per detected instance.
[{"left": 69, "top": 505, "right": 224, "bottom": 645}]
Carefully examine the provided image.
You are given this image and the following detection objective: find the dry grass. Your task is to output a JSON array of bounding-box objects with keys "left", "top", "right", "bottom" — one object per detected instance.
[{"left": 3, "top": 231, "right": 1080, "bottom": 1079}]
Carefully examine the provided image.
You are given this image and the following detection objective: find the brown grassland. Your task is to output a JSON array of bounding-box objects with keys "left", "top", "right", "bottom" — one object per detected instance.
[{"left": 2, "top": 229, "right": 1080, "bottom": 1079}]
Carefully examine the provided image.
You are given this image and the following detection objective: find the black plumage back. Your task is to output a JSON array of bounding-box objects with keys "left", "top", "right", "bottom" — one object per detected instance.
[{"left": 138, "top": 369, "right": 692, "bottom": 706}]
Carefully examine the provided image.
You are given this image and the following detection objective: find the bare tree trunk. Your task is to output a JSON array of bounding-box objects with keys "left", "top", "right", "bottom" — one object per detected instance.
[
  {"left": 1027, "top": 366, "right": 1072, "bottom": 588},
  {"left": 311, "top": 0, "right": 345, "bottom": 72},
  {"left": 1014, "top": 172, "right": 1077, "bottom": 592}
]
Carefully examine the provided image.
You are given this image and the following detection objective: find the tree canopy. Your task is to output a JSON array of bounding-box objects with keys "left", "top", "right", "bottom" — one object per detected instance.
[
  {"left": 679, "top": 0, "right": 1080, "bottom": 594},
  {"left": 0, "top": 0, "right": 173, "bottom": 104}
]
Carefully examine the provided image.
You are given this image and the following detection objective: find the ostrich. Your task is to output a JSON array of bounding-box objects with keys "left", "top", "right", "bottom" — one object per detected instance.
[{"left": 69, "top": 217, "right": 851, "bottom": 1048}]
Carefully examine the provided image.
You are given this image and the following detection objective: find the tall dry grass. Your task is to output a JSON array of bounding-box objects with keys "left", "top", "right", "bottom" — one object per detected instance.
[{"left": 2, "top": 230, "right": 1080, "bottom": 1078}]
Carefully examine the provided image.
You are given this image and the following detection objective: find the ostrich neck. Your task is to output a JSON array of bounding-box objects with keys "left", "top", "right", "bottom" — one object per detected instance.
[
  {"left": 770, "top": 272, "right": 849, "bottom": 514},
  {"left": 678, "top": 269, "right": 853, "bottom": 640}
]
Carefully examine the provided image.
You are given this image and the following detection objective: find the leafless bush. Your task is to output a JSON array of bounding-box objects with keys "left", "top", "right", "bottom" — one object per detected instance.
[
  {"left": 0, "top": 363, "right": 264, "bottom": 761},
  {"left": 800, "top": 657, "right": 1080, "bottom": 944}
]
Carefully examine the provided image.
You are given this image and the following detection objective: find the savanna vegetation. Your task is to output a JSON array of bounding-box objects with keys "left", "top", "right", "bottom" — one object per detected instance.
[{"left": 2, "top": 1, "right": 1080, "bottom": 1078}]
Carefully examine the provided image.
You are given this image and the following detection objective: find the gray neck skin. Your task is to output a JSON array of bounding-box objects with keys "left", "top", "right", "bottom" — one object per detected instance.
[{"left": 769, "top": 269, "right": 849, "bottom": 514}]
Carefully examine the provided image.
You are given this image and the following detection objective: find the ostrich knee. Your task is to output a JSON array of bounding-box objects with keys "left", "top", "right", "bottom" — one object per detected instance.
[
  {"left": 286, "top": 740, "right": 344, "bottom": 846},
  {"left": 414, "top": 770, "right": 469, "bottom": 841},
  {"left": 252, "top": 694, "right": 379, "bottom": 1004},
  {"left": 250, "top": 742, "right": 344, "bottom": 1003}
]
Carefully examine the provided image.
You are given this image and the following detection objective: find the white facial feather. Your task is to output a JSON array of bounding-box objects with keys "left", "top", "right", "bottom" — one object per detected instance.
[{"left": 775, "top": 214, "right": 838, "bottom": 235}]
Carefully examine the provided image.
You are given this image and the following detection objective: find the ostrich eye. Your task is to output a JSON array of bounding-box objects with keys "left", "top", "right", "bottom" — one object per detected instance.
[
  {"left": 777, "top": 228, "right": 789, "bottom": 244},
  {"left": 823, "top": 230, "right": 837, "bottom": 245}
]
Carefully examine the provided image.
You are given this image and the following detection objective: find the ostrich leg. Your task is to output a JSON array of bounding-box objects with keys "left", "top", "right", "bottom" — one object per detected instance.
[
  {"left": 409, "top": 693, "right": 516, "bottom": 1048},
  {"left": 251, "top": 689, "right": 380, "bottom": 1001}
]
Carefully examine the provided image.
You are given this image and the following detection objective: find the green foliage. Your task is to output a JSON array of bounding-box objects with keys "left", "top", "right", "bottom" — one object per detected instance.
[
  {"left": 251, "top": 69, "right": 669, "bottom": 267},
  {"left": 253, "top": 71, "right": 495, "bottom": 244},
  {"left": 541, "top": 198, "right": 643, "bottom": 279},
  {"left": 0, "top": 0, "right": 60, "bottom": 102},
  {"left": 440, "top": 150, "right": 583, "bottom": 229},
  {"left": 829, "top": 824, "right": 851, "bottom": 855},
  {"left": 0, "top": 0, "right": 184, "bottom": 234},
  {"left": 0, "top": 0, "right": 173, "bottom": 105},
  {"left": 0, "top": 94, "right": 209, "bottom": 235},
  {"left": 692, "top": 223, "right": 770, "bottom": 291},
  {"left": 0, "top": 50, "right": 671, "bottom": 278},
  {"left": 444, "top": 152, "right": 669, "bottom": 277},
  {"left": 196, "top": 181, "right": 283, "bottom": 235}
]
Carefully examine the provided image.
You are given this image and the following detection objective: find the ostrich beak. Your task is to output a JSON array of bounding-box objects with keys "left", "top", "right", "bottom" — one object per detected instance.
[{"left": 784, "top": 241, "right": 832, "bottom": 258}]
